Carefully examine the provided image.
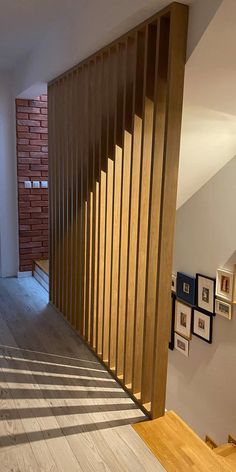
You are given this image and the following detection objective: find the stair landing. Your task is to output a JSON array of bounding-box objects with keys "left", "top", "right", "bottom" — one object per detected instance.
[
  {"left": 33, "top": 259, "right": 49, "bottom": 292},
  {"left": 133, "top": 411, "right": 234, "bottom": 472}
]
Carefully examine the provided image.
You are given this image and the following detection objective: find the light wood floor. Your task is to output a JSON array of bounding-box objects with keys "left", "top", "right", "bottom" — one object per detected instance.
[{"left": 0, "top": 277, "right": 164, "bottom": 472}]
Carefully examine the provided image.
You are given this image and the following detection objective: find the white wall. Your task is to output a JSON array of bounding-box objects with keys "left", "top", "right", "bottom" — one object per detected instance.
[
  {"left": 0, "top": 72, "right": 18, "bottom": 277},
  {"left": 167, "top": 156, "right": 236, "bottom": 443}
]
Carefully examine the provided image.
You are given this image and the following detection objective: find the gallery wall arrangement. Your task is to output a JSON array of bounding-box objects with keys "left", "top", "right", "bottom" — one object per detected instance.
[
  {"left": 170, "top": 266, "right": 236, "bottom": 356},
  {"left": 48, "top": 3, "right": 188, "bottom": 419}
]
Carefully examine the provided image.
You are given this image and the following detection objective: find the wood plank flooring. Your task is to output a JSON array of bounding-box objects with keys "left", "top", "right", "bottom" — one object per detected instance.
[{"left": 0, "top": 276, "right": 164, "bottom": 472}]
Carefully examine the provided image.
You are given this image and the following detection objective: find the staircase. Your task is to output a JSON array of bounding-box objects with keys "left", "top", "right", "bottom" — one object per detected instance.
[
  {"left": 33, "top": 259, "right": 49, "bottom": 292},
  {"left": 133, "top": 411, "right": 235, "bottom": 471},
  {"left": 206, "top": 434, "right": 236, "bottom": 469}
]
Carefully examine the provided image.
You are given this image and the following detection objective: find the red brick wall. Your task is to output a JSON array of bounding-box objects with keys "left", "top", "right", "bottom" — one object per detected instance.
[{"left": 16, "top": 95, "right": 48, "bottom": 272}]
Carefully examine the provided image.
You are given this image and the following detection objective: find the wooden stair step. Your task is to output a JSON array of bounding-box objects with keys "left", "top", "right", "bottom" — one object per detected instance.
[
  {"left": 34, "top": 259, "right": 49, "bottom": 276},
  {"left": 133, "top": 411, "right": 234, "bottom": 472},
  {"left": 33, "top": 259, "right": 49, "bottom": 292},
  {"left": 215, "top": 444, "right": 236, "bottom": 465}
]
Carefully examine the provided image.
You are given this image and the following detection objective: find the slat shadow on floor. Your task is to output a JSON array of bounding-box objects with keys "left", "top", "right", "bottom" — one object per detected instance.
[{"left": 0, "top": 277, "right": 164, "bottom": 472}]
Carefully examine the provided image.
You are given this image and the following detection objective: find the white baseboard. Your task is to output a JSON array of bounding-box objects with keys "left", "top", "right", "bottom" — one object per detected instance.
[{"left": 17, "top": 271, "right": 32, "bottom": 278}]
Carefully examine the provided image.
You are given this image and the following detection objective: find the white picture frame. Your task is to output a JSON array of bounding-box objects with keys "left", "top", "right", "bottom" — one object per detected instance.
[
  {"left": 174, "top": 333, "right": 189, "bottom": 357},
  {"left": 196, "top": 274, "right": 215, "bottom": 314},
  {"left": 215, "top": 299, "right": 232, "bottom": 320},
  {"left": 175, "top": 300, "right": 192, "bottom": 340},
  {"left": 171, "top": 273, "right": 177, "bottom": 293},
  {"left": 216, "top": 268, "right": 234, "bottom": 302}
]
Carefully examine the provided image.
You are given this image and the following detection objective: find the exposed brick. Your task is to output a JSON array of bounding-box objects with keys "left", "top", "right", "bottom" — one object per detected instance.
[
  {"left": 19, "top": 158, "right": 41, "bottom": 165},
  {"left": 20, "top": 241, "right": 42, "bottom": 249},
  {"left": 31, "top": 165, "right": 48, "bottom": 171},
  {"left": 41, "top": 109, "right": 47, "bottom": 115},
  {"left": 20, "top": 237, "right": 32, "bottom": 243},
  {"left": 16, "top": 99, "right": 29, "bottom": 106},
  {"left": 17, "top": 113, "right": 29, "bottom": 120},
  {"left": 18, "top": 164, "right": 30, "bottom": 171},
  {"left": 30, "top": 152, "right": 47, "bottom": 158},
  {"left": 42, "top": 146, "right": 48, "bottom": 152},
  {"left": 29, "top": 100, "right": 48, "bottom": 108},
  {"left": 29, "top": 114, "right": 47, "bottom": 121},
  {"left": 20, "top": 195, "right": 41, "bottom": 202},
  {"left": 18, "top": 132, "right": 40, "bottom": 140},
  {"left": 19, "top": 224, "right": 30, "bottom": 230},
  {"left": 31, "top": 224, "right": 48, "bottom": 230},
  {"left": 31, "top": 200, "right": 48, "bottom": 207},
  {"left": 17, "top": 126, "right": 29, "bottom": 132},
  {"left": 18, "top": 145, "right": 41, "bottom": 152},
  {"left": 32, "top": 235, "right": 48, "bottom": 242},
  {"left": 30, "top": 140, "right": 48, "bottom": 146},
  {"left": 18, "top": 170, "right": 42, "bottom": 177},
  {"left": 20, "top": 229, "right": 42, "bottom": 236},
  {"left": 18, "top": 152, "right": 30, "bottom": 158},
  {"left": 17, "top": 119, "right": 39, "bottom": 126},
  {"left": 30, "top": 127, "right": 48, "bottom": 133},
  {"left": 17, "top": 107, "right": 40, "bottom": 114}
]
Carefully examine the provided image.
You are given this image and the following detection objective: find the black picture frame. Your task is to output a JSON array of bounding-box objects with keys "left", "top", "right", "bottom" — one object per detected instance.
[
  {"left": 196, "top": 273, "right": 216, "bottom": 315},
  {"left": 176, "top": 272, "right": 196, "bottom": 306},
  {"left": 169, "top": 293, "right": 176, "bottom": 350},
  {"left": 192, "top": 309, "right": 213, "bottom": 344}
]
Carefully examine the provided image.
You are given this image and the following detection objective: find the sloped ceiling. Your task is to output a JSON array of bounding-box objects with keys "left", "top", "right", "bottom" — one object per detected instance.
[{"left": 177, "top": 0, "right": 236, "bottom": 207}]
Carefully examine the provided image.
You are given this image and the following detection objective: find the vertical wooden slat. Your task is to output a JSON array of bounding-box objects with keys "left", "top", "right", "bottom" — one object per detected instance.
[
  {"left": 141, "top": 18, "right": 169, "bottom": 407},
  {"left": 109, "top": 43, "right": 126, "bottom": 372},
  {"left": 67, "top": 73, "right": 74, "bottom": 324},
  {"left": 95, "top": 55, "right": 103, "bottom": 354},
  {"left": 108, "top": 45, "right": 117, "bottom": 369},
  {"left": 132, "top": 24, "right": 157, "bottom": 396},
  {"left": 60, "top": 78, "right": 66, "bottom": 315},
  {"left": 76, "top": 67, "right": 84, "bottom": 332},
  {"left": 73, "top": 69, "right": 79, "bottom": 328},
  {"left": 85, "top": 62, "right": 94, "bottom": 341},
  {"left": 152, "top": 4, "right": 188, "bottom": 418},
  {"left": 89, "top": 58, "right": 97, "bottom": 348},
  {"left": 48, "top": 2, "right": 188, "bottom": 419},
  {"left": 116, "top": 36, "right": 136, "bottom": 379},
  {"left": 48, "top": 84, "right": 53, "bottom": 301},
  {"left": 124, "top": 30, "right": 144, "bottom": 389},
  {"left": 101, "top": 52, "right": 110, "bottom": 362}
]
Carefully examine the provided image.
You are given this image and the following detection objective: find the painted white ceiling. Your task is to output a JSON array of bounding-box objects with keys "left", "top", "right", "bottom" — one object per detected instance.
[{"left": 0, "top": 0, "right": 187, "bottom": 71}]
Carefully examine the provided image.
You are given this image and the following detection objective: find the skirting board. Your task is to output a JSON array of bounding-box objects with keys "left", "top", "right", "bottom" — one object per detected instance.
[{"left": 17, "top": 271, "right": 32, "bottom": 278}]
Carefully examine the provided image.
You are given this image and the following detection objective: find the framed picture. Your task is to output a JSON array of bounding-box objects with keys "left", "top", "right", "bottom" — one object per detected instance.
[
  {"left": 174, "top": 333, "right": 189, "bottom": 357},
  {"left": 216, "top": 268, "right": 234, "bottom": 302},
  {"left": 193, "top": 309, "right": 213, "bottom": 343},
  {"left": 196, "top": 274, "right": 215, "bottom": 314},
  {"left": 169, "top": 294, "right": 176, "bottom": 350},
  {"left": 233, "top": 265, "right": 236, "bottom": 304},
  {"left": 175, "top": 300, "right": 192, "bottom": 340},
  {"left": 176, "top": 272, "right": 196, "bottom": 306},
  {"left": 215, "top": 299, "right": 232, "bottom": 320},
  {"left": 171, "top": 274, "right": 177, "bottom": 293}
]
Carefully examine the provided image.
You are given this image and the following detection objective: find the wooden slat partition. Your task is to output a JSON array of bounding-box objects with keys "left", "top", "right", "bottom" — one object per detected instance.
[{"left": 48, "top": 2, "right": 188, "bottom": 418}]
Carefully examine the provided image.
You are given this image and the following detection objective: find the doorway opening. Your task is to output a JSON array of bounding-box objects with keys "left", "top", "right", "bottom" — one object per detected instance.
[{"left": 16, "top": 94, "right": 49, "bottom": 293}]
